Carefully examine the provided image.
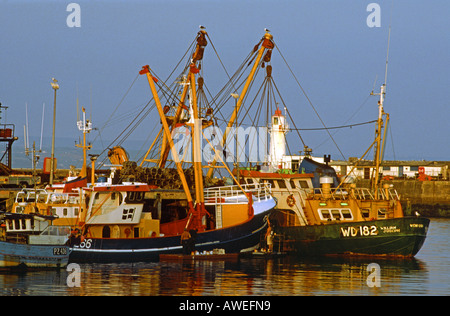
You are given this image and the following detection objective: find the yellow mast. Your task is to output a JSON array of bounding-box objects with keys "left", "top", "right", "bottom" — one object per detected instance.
[
  {"left": 157, "top": 29, "right": 207, "bottom": 169},
  {"left": 189, "top": 71, "right": 205, "bottom": 205},
  {"left": 205, "top": 31, "right": 274, "bottom": 181},
  {"left": 139, "top": 65, "right": 195, "bottom": 212}
]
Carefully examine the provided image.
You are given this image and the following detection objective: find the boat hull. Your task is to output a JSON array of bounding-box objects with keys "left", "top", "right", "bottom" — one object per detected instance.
[
  {"left": 70, "top": 209, "right": 271, "bottom": 263},
  {"left": 279, "top": 217, "right": 430, "bottom": 257},
  {"left": 0, "top": 241, "right": 71, "bottom": 268}
]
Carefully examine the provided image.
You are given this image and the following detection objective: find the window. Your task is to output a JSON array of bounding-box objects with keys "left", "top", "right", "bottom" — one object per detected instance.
[
  {"left": 299, "top": 180, "right": 309, "bottom": 188},
  {"left": 291, "top": 160, "right": 299, "bottom": 172},
  {"left": 63, "top": 208, "right": 68, "bottom": 216},
  {"left": 277, "top": 180, "right": 287, "bottom": 189},
  {"left": 15, "top": 206, "right": 25, "bottom": 213},
  {"left": 122, "top": 208, "right": 135, "bottom": 221},
  {"left": 342, "top": 209, "right": 353, "bottom": 219},
  {"left": 273, "top": 117, "right": 279, "bottom": 125},
  {"left": 125, "top": 191, "right": 143, "bottom": 203},
  {"left": 74, "top": 207, "right": 79, "bottom": 216},
  {"left": 361, "top": 209, "right": 370, "bottom": 218},
  {"left": 320, "top": 209, "right": 331, "bottom": 220},
  {"left": 319, "top": 209, "right": 353, "bottom": 221},
  {"left": 263, "top": 179, "right": 275, "bottom": 188},
  {"left": 135, "top": 192, "right": 143, "bottom": 201},
  {"left": 331, "top": 210, "right": 341, "bottom": 220},
  {"left": 289, "top": 180, "right": 296, "bottom": 189},
  {"left": 378, "top": 208, "right": 387, "bottom": 219}
]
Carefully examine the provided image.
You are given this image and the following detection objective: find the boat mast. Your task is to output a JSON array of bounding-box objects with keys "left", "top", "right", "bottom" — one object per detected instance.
[
  {"left": 157, "top": 29, "right": 208, "bottom": 169},
  {"left": 140, "top": 65, "right": 196, "bottom": 214},
  {"left": 205, "top": 31, "right": 274, "bottom": 181},
  {"left": 75, "top": 107, "right": 92, "bottom": 179},
  {"left": 189, "top": 71, "right": 205, "bottom": 212},
  {"left": 371, "top": 26, "right": 391, "bottom": 197}
]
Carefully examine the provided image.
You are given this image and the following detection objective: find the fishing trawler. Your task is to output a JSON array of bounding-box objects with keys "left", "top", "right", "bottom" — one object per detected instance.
[
  {"left": 236, "top": 106, "right": 429, "bottom": 257},
  {"left": 66, "top": 29, "right": 277, "bottom": 263},
  {"left": 232, "top": 60, "right": 429, "bottom": 257}
]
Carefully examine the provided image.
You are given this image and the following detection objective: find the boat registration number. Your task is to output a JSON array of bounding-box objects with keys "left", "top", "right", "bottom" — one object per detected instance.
[
  {"left": 53, "top": 247, "right": 68, "bottom": 255},
  {"left": 340, "top": 225, "right": 378, "bottom": 237}
]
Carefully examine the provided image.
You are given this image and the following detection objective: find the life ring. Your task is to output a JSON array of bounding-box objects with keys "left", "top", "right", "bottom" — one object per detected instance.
[{"left": 286, "top": 194, "right": 296, "bottom": 207}]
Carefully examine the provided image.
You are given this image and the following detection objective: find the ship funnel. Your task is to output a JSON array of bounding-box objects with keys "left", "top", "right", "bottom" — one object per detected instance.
[{"left": 320, "top": 176, "right": 333, "bottom": 199}]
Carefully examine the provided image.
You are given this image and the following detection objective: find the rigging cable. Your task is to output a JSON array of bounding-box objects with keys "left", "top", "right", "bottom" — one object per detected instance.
[{"left": 275, "top": 44, "right": 346, "bottom": 160}]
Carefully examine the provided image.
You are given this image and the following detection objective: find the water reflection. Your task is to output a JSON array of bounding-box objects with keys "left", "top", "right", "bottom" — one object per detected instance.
[
  {"left": 0, "top": 256, "right": 429, "bottom": 296},
  {"left": 0, "top": 218, "right": 448, "bottom": 296}
]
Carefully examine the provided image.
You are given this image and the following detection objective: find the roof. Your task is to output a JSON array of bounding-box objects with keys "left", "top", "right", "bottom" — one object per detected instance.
[{"left": 330, "top": 160, "right": 450, "bottom": 167}]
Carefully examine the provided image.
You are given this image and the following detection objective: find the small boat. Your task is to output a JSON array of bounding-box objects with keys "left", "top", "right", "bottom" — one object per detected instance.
[{"left": 0, "top": 218, "right": 71, "bottom": 268}]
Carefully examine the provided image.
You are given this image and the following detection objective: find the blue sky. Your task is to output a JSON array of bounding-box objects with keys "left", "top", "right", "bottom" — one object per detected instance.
[{"left": 0, "top": 0, "right": 448, "bottom": 169}]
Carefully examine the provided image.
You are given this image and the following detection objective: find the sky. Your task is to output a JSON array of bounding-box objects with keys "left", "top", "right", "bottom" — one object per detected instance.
[{"left": 0, "top": 0, "right": 449, "bottom": 169}]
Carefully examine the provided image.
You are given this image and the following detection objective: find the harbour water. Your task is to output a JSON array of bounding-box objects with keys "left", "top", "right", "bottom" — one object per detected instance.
[{"left": 0, "top": 218, "right": 448, "bottom": 296}]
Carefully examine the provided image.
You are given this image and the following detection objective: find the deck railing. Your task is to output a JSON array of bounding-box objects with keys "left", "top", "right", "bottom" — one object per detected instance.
[
  {"left": 15, "top": 189, "right": 80, "bottom": 205},
  {"left": 204, "top": 183, "right": 272, "bottom": 204},
  {"left": 307, "top": 187, "right": 400, "bottom": 201}
]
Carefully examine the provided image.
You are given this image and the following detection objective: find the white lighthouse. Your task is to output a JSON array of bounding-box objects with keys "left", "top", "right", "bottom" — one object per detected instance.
[{"left": 269, "top": 107, "right": 289, "bottom": 170}]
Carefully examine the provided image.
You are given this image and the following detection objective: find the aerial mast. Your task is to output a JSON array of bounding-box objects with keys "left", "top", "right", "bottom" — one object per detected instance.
[
  {"left": 371, "top": 25, "right": 392, "bottom": 197},
  {"left": 75, "top": 107, "right": 92, "bottom": 179}
]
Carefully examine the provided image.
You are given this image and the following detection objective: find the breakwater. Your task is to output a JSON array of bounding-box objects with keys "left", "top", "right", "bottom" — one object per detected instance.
[{"left": 356, "top": 179, "right": 450, "bottom": 217}]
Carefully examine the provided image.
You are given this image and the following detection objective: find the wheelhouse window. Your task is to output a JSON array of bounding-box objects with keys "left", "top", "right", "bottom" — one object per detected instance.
[
  {"left": 361, "top": 208, "right": 370, "bottom": 218},
  {"left": 331, "top": 209, "right": 341, "bottom": 220},
  {"left": 299, "top": 180, "right": 309, "bottom": 188},
  {"left": 289, "top": 179, "right": 296, "bottom": 189},
  {"left": 320, "top": 209, "right": 331, "bottom": 220},
  {"left": 263, "top": 179, "right": 275, "bottom": 188},
  {"left": 341, "top": 209, "right": 353, "bottom": 219},
  {"left": 378, "top": 208, "right": 387, "bottom": 219},
  {"left": 319, "top": 208, "right": 353, "bottom": 221},
  {"left": 277, "top": 180, "right": 287, "bottom": 189}
]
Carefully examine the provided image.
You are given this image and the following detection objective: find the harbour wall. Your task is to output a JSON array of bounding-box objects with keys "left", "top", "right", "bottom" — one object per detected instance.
[{"left": 356, "top": 179, "right": 450, "bottom": 217}]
